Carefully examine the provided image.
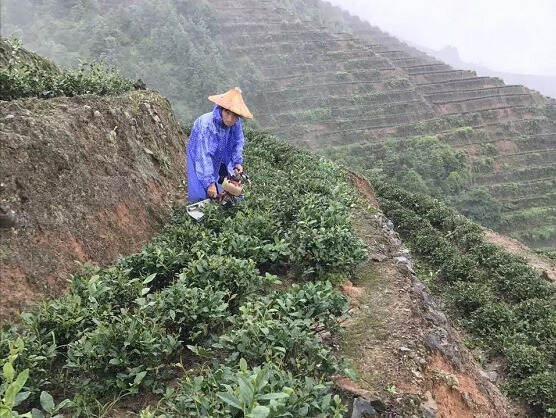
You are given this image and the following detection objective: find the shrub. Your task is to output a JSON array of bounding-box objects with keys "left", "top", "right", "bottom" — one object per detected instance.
[
  {"left": 178, "top": 255, "right": 276, "bottom": 303},
  {"left": 506, "top": 371, "right": 556, "bottom": 412},
  {"left": 0, "top": 58, "right": 132, "bottom": 101},
  {"left": 374, "top": 180, "right": 556, "bottom": 413},
  {"left": 145, "top": 283, "right": 229, "bottom": 342},
  {"left": 66, "top": 315, "right": 181, "bottom": 396},
  {"left": 151, "top": 360, "right": 346, "bottom": 417},
  {"left": 454, "top": 188, "right": 502, "bottom": 229},
  {"left": 212, "top": 302, "right": 337, "bottom": 375},
  {"left": 504, "top": 344, "right": 547, "bottom": 377},
  {"left": 273, "top": 281, "right": 349, "bottom": 331},
  {"left": 448, "top": 282, "right": 494, "bottom": 316}
]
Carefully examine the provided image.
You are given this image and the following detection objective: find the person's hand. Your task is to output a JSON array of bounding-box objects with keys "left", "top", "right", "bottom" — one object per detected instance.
[
  {"left": 207, "top": 183, "right": 218, "bottom": 198},
  {"left": 234, "top": 164, "right": 243, "bottom": 174}
]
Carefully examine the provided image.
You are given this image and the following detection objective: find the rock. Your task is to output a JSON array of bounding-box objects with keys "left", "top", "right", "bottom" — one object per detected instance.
[
  {"left": 371, "top": 253, "right": 387, "bottom": 262},
  {"left": 5, "top": 114, "right": 15, "bottom": 120},
  {"left": 480, "top": 369, "right": 498, "bottom": 383},
  {"left": 317, "top": 330, "right": 331, "bottom": 343},
  {"left": 351, "top": 398, "right": 377, "bottom": 417},
  {"left": 83, "top": 105, "right": 91, "bottom": 111},
  {"left": 394, "top": 256, "right": 415, "bottom": 274},
  {"left": 0, "top": 182, "right": 6, "bottom": 192},
  {"left": 399, "top": 346, "right": 412, "bottom": 353},
  {"left": 395, "top": 247, "right": 411, "bottom": 256},
  {"left": 0, "top": 210, "right": 17, "bottom": 228},
  {"left": 334, "top": 376, "right": 374, "bottom": 399},
  {"left": 420, "top": 391, "right": 438, "bottom": 418},
  {"left": 461, "top": 391, "right": 473, "bottom": 408},
  {"left": 134, "top": 79, "right": 147, "bottom": 90},
  {"left": 386, "top": 220, "right": 394, "bottom": 229},
  {"left": 93, "top": 110, "right": 102, "bottom": 118}
]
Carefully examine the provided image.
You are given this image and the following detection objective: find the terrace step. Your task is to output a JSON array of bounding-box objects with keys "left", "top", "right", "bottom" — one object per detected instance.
[
  {"left": 212, "top": 0, "right": 556, "bottom": 249},
  {"left": 417, "top": 77, "right": 506, "bottom": 93},
  {"left": 434, "top": 94, "right": 537, "bottom": 114},
  {"left": 424, "top": 85, "right": 529, "bottom": 102},
  {"left": 473, "top": 163, "right": 556, "bottom": 186},
  {"left": 499, "top": 193, "right": 556, "bottom": 211},
  {"left": 261, "top": 69, "right": 404, "bottom": 89},
  {"left": 509, "top": 226, "right": 556, "bottom": 248},
  {"left": 473, "top": 148, "right": 556, "bottom": 171},
  {"left": 487, "top": 177, "right": 556, "bottom": 199}
]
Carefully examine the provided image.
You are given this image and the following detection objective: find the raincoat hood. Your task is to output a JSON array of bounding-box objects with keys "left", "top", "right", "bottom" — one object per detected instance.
[{"left": 213, "top": 105, "right": 239, "bottom": 127}]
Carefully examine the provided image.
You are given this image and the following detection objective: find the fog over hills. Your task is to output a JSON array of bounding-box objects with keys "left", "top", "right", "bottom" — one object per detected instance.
[{"left": 326, "top": 0, "right": 556, "bottom": 98}]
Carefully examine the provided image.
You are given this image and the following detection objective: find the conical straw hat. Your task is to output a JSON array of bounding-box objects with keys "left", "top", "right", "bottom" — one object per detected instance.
[{"left": 208, "top": 87, "right": 253, "bottom": 119}]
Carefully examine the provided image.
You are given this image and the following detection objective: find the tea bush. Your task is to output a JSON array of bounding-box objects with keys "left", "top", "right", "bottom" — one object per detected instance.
[
  {"left": 145, "top": 283, "right": 229, "bottom": 343},
  {"left": 373, "top": 179, "right": 556, "bottom": 413},
  {"left": 66, "top": 314, "right": 181, "bottom": 396},
  {"left": 151, "top": 360, "right": 345, "bottom": 417},
  {"left": 205, "top": 282, "right": 349, "bottom": 375},
  {"left": 0, "top": 40, "right": 133, "bottom": 101},
  {"left": 1, "top": 130, "right": 365, "bottom": 415}
]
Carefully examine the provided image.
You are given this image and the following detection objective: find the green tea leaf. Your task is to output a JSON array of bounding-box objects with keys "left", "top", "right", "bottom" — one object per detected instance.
[
  {"left": 4, "top": 369, "right": 29, "bottom": 407},
  {"left": 2, "top": 361, "right": 15, "bottom": 383},
  {"left": 40, "top": 391, "right": 55, "bottom": 413},
  {"left": 134, "top": 371, "right": 148, "bottom": 385},
  {"left": 248, "top": 405, "right": 270, "bottom": 418},
  {"left": 216, "top": 392, "right": 242, "bottom": 410}
]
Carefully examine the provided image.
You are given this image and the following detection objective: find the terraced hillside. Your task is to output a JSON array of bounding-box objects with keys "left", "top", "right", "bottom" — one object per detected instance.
[
  {"left": 210, "top": 0, "right": 556, "bottom": 252},
  {"left": 5, "top": 0, "right": 555, "bottom": 250}
]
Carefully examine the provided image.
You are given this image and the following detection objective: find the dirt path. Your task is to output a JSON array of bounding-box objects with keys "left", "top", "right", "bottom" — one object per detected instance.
[
  {"left": 483, "top": 229, "right": 555, "bottom": 282},
  {"left": 338, "top": 174, "right": 518, "bottom": 417}
]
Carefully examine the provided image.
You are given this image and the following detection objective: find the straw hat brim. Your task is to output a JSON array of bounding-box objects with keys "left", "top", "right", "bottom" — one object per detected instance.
[{"left": 208, "top": 88, "right": 254, "bottom": 119}]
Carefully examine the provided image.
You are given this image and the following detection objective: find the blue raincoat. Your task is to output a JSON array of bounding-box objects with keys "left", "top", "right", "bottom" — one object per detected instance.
[{"left": 186, "top": 105, "right": 245, "bottom": 202}]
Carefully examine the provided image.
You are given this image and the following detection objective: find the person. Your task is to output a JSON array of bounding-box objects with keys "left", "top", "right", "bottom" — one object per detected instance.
[{"left": 186, "top": 87, "right": 253, "bottom": 202}]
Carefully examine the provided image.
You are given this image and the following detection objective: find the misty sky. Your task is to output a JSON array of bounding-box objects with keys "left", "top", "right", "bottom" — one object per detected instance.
[{"left": 326, "top": 0, "right": 556, "bottom": 76}]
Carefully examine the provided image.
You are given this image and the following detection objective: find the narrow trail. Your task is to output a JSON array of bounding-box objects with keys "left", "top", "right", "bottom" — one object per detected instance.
[{"left": 337, "top": 173, "right": 518, "bottom": 417}]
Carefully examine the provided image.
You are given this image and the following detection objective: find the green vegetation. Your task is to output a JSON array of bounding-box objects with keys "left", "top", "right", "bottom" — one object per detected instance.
[
  {"left": 373, "top": 181, "right": 556, "bottom": 414},
  {"left": 323, "top": 135, "right": 472, "bottom": 198},
  {"left": 454, "top": 188, "right": 503, "bottom": 229},
  {"left": 2, "top": 0, "right": 263, "bottom": 121},
  {"left": 0, "top": 39, "right": 132, "bottom": 100},
  {"left": 0, "top": 130, "right": 365, "bottom": 416}
]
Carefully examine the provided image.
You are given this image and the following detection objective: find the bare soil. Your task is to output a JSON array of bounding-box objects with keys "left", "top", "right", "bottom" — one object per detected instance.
[{"left": 0, "top": 91, "right": 187, "bottom": 322}]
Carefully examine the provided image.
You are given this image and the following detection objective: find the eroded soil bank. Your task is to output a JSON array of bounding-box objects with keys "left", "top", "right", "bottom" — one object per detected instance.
[{"left": 0, "top": 91, "right": 187, "bottom": 321}]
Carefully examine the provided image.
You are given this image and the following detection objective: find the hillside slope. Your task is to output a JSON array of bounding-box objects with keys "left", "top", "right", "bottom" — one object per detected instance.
[{"left": 1, "top": 44, "right": 554, "bottom": 415}]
